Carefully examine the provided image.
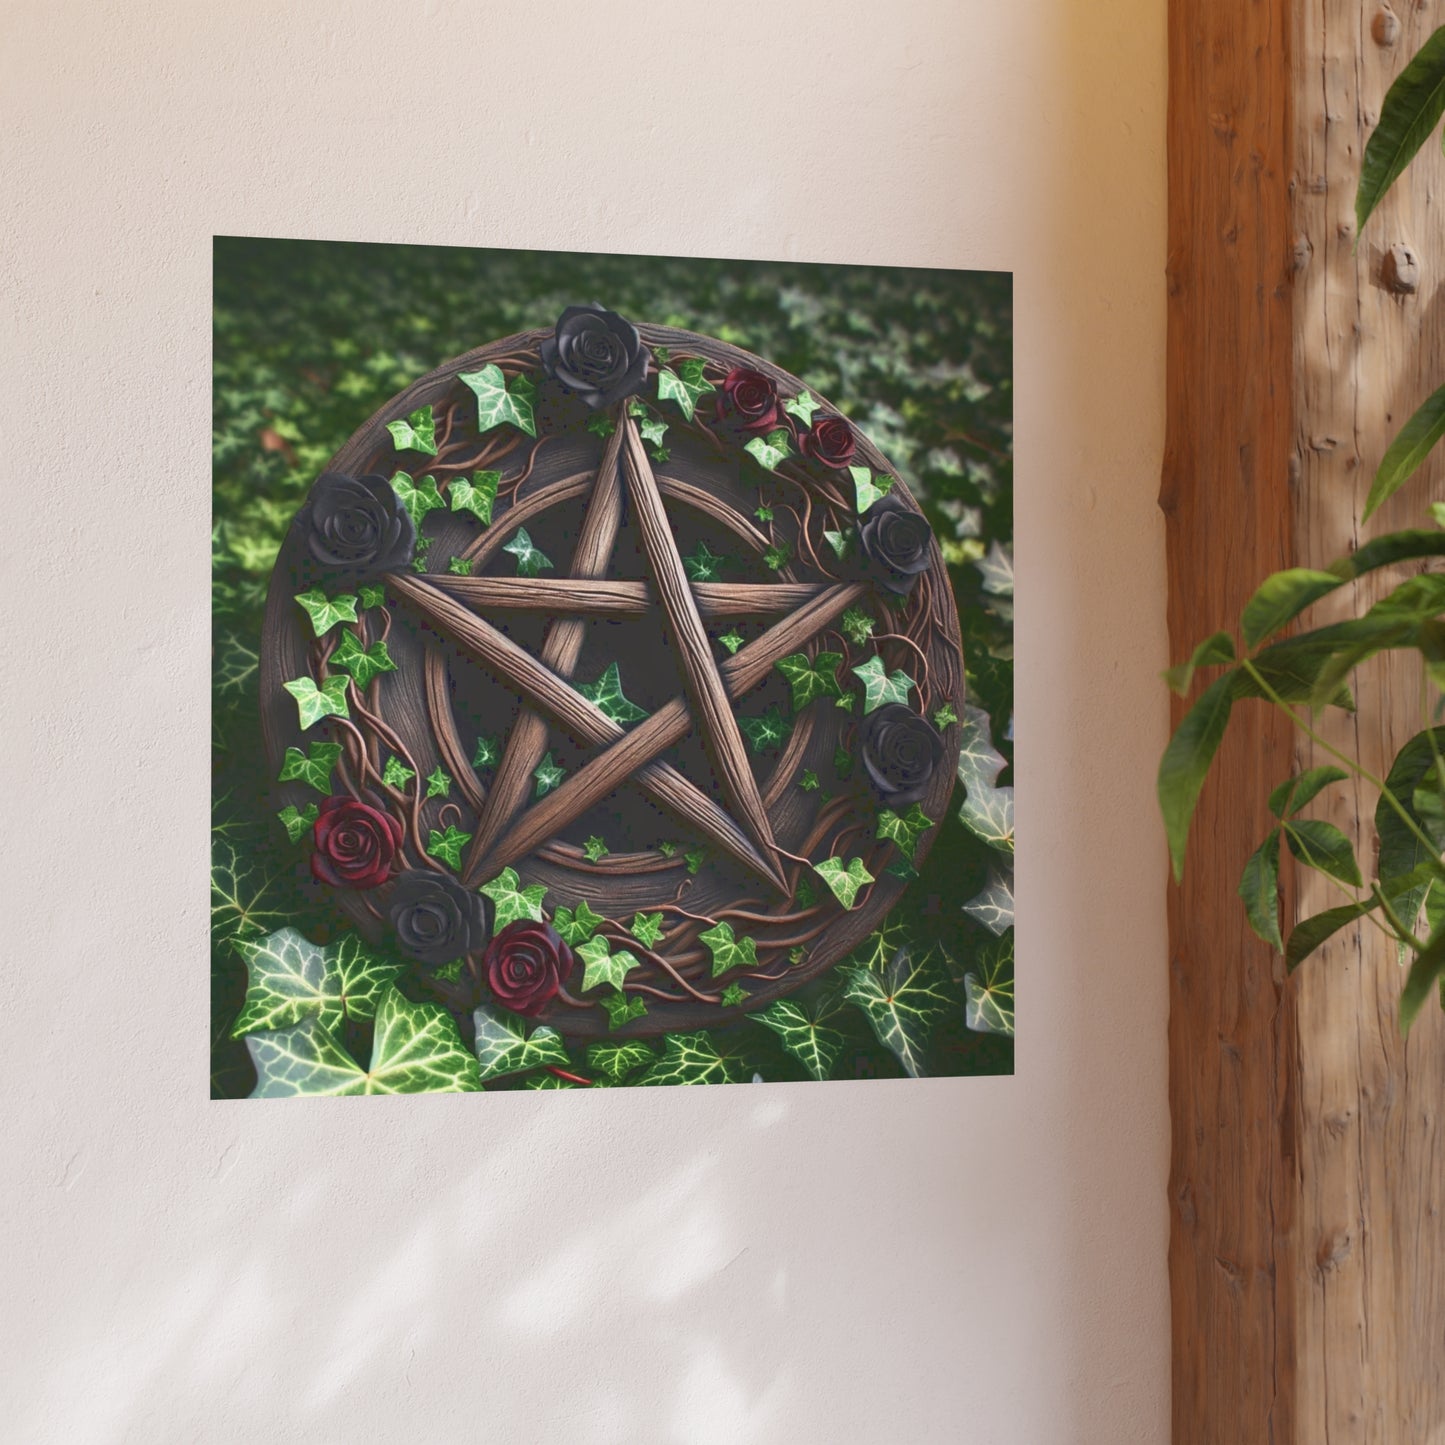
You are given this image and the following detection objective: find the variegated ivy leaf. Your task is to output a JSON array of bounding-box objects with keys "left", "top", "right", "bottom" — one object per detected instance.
[
  {"left": 277, "top": 802, "right": 319, "bottom": 843},
  {"left": 824, "top": 528, "right": 852, "bottom": 560},
  {"left": 472, "top": 1002, "right": 569, "bottom": 1082},
  {"left": 876, "top": 803, "right": 934, "bottom": 861},
  {"left": 851, "top": 655, "right": 915, "bottom": 713},
  {"left": 840, "top": 604, "right": 875, "bottom": 646},
  {"left": 533, "top": 751, "right": 566, "bottom": 797},
  {"left": 755, "top": 996, "right": 847, "bottom": 1082},
  {"left": 784, "top": 390, "right": 821, "bottom": 426},
  {"left": 277, "top": 740, "right": 343, "bottom": 794},
  {"left": 957, "top": 703, "right": 1008, "bottom": 791},
  {"left": 450, "top": 470, "right": 500, "bottom": 525},
  {"left": 638, "top": 416, "right": 668, "bottom": 447},
  {"left": 933, "top": 702, "right": 960, "bottom": 729},
  {"left": 448, "top": 555, "right": 473, "bottom": 576},
  {"left": 583, "top": 835, "right": 608, "bottom": 862},
  {"left": 813, "top": 855, "right": 875, "bottom": 909},
  {"left": 384, "top": 406, "right": 435, "bottom": 455},
  {"left": 527, "top": 1073, "right": 575, "bottom": 1089},
  {"left": 294, "top": 588, "right": 358, "bottom": 637},
  {"left": 425, "top": 766, "right": 451, "bottom": 799},
  {"left": 382, "top": 756, "right": 415, "bottom": 789},
  {"left": 472, "top": 734, "right": 500, "bottom": 769},
  {"left": 480, "top": 866, "right": 547, "bottom": 929},
  {"left": 755, "top": 503, "right": 774, "bottom": 522},
  {"left": 775, "top": 651, "right": 844, "bottom": 711},
  {"left": 586, "top": 1040, "right": 656, "bottom": 1083},
  {"left": 964, "top": 934, "right": 1015, "bottom": 1037},
  {"left": 798, "top": 769, "right": 820, "bottom": 792},
  {"left": 602, "top": 991, "right": 648, "bottom": 1029},
  {"left": 575, "top": 661, "right": 648, "bottom": 724},
  {"left": 717, "top": 628, "right": 745, "bottom": 655},
  {"left": 959, "top": 778, "right": 1015, "bottom": 853},
  {"left": 744, "top": 428, "right": 792, "bottom": 471},
  {"left": 763, "top": 540, "right": 792, "bottom": 572},
  {"left": 587, "top": 412, "right": 616, "bottom": 438},
  {"left": 357, "top": 584, "right": 387, "bottom": 610},
  {"left": 460, "top": 363, "right": 537, "bottom": 437},
  {"left": 231, "top": 928, "right": 405, "bottom": 1038},
  {"left": 577, "top": 936, "right": 642, "bottom": 993},
  {"left": 683, "top": 540, "right": 730, "bottom": 582},
  {"left": 699, "top": 920, "right": 758, "bottom": 977},
  {"left": 850, "top": 464, "right": 892, "bottom": 514},
  {"left": 656, "top": 358, "right": 715, "bottom": 421},
  {"left": 739, "top": 704, "right": 790, "bottom": 753},
  {"left": 503, "top": 526, "right": 553, "bottom": 577},
  {"left": 283, "top": 674, "right": 350, "bottom": 730},
  {"left": 389, "top": 471, "right": 445, "bottom": 527},
  {"left": 637, "top": 1031, "right": 744, "bottom": 1086},
  {"left": 962, "top": 868, "right": 1015, "bottom": 935},
  {"left": 685, "top": 846, "right": 707, "bottom": 875},
  {"left": 214, "top": 629, "right": 259, "bottom": 698},
  {"left": 331, "top": 630, "right": 397, "bottom": 688},
  {"left": 629, "top": 911, "right": 665, "bottom": 949},
  {"left": 975, "top": 540, "right": 1014, "bottom": 597},
  {"left": 210, "top": 837, "right": 289, "bottom": 946},
  {"left": 720, "top": 983, "right": 750, "bottom": 1007},
  {"left": 426, "top": 824, "right": 472, "bottom": 870},
  {"left": 841, "top": 942, "right": 953, "bottom": 1078},
  {"left": 553, "top": 898, "right": 604, "bottom": 946}
]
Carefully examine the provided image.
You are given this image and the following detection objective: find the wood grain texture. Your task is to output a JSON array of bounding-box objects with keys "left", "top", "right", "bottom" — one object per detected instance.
[{"left": 430, "top": 575, "right": 825, "bottom": 618}]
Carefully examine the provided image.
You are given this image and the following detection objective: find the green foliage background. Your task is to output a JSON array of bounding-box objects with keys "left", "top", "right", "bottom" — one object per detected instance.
[{"left": 213, "top": 236, "right": 1013, "bottom": 1095}]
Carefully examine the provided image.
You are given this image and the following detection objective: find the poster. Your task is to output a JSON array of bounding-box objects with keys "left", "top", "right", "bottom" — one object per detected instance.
[{"left": 212, "top": 238, "right": 1013, "bottom": 1095}]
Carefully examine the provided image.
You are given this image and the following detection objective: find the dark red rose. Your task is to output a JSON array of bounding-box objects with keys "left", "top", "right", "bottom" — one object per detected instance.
[
  {"left": 311, "top": 795, "right": 403, "bottom": 890},
  {"left": 716, "top": 367, "right": 780, "bottom": 432},
  {"left": 799, "top": 415, "right": 857, "bottom": 470},
  {"left": 483, "top": 918, "right": 573, "bottom": 1016}
]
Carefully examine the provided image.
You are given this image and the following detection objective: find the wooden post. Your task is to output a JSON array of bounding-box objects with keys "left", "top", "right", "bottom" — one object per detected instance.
[{"left": 1167, "top": 2, "right": 1445, "bottom": 1440}]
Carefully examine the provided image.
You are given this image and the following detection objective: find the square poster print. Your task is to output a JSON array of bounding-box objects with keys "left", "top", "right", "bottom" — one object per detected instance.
[{"left": 211, "top": 237, "right": 1014, "bottom": 1097}]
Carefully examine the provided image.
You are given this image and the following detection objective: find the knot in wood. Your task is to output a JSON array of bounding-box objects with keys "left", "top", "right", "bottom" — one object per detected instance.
[
  {"left": 1371, "top": 7, "right": 1400, "bottom": 46},
  {"left": 1382, "top": 243, "right": 1420, "bottom": 296}
]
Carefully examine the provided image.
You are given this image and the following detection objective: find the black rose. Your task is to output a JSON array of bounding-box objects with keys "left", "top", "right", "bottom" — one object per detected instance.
[
  {"left": 857, "top": 492, "right": 933, "bottom": 596},
  {"left": 302, "top": 471, "right": 415, "bottom": 577},
  {"left": 388, "top": 871, "right": 490, "bottom": 970},
  {"left": 540, "top": 304, "right": 650, "bottom": 409},
  {"left": 859, "top": 703, "right": 945, "bottom": 806}
]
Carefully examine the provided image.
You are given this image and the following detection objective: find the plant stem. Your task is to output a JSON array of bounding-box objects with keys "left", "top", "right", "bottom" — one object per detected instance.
[{"left": 1371, "top": 882, "right": 1425, "bottom": 953}]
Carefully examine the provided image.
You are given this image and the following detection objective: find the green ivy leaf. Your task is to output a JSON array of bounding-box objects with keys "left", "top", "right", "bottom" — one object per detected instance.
[
  {"left": 699, "top": 920, "right": 758, "bottom": 977},
  {"left": 745, "top": 428, "right": 792, "bottom": 471},
  {"left": 755, "top": 504, "right": 774, "bottom": 522},
  {"left": 637, "top": 1032, "right": 744, "bottom": 1086},
  {"left": 533, "top": 751, "right": 566, "bottom": 797},
  {"left": 575, "top": 661, "right": 648, "bottom": 724},
  {"left": 763, "top": 540, "right": 792, "bottom": 572},
  {"left": 832, "top": 744, "right": 853, "bottom": 780},
  {"left": 683, "top": 540, "right": 730, "bottom": 582},
  {"left": 331, "top": 630, "right": 398, "bottom": 688},
  {"left": 975, "top": 540, "right": 1013, "bottom": 597},
  {"left": 798, "top": 769, "right": 820, "bottom": 792},
  {"left": 278, "top": 740, "right": 343, "bottom": 794},
  {"left": 586, "top": 1040, "right": 656, "bottom": 1082},
  {"left": 638, "top": 416, "right": 668, "bottom": 447},
  {"left": 459, "top": 363, "right": 538, "bottom": 437},
  {"left": 249, "top": 987, "right": 481, "bottom": 1095},
  {"left": 382, "top": 755, "right": 415, "bottom": 789},
  {"left": 685, "top": 846, "right": 707, "bottom": 875},
  {"left": 852, "top": 655, "right": 916, "bottom": 713},
  {"left": 480, "top": 866, "right": 547, "bottom": 929},
  {"left": 962, "top": 868, "right": 1014, "bottom": 934},
  {"left": 577, "top": 936, "right": 642, "bottom": 993},
  {"left": 776, "top": 650, "right": 844, "bottom": 710},
  {"left": 276, "top": 802, "right": 319, "bottom": 843},
  {"left": 784, "top": 391, "right": 821, "bottom": 426},
  {"left": 448, "top": 555, "right": 474, "bottom": 576},
  {"left": 657, "top": 358, "right": 715, "bottom": 421},
  {"left": 841, "top": 604, "right": 875, "bottom": 646},
  {"left": 283, "top": 674, "right": 350, "bottom": 730},
  {"left": 389, "top": 471, "right": 445, "bottom": 527},
  {"left": 471, "top": 1002, "right": 570, "bottom": 1082},
  {"left": 720, "top": 983, "right": 750, "bottom": 1007},
  {"left": 963, "top": 935, "right": 1015, "bottom": 1038},
  {"left": 426, "top": 825, "right": 472, "bottom": 870},
  {"left": 434, "top": 958, "right": 465, "bottom": 983},
  {"left": 294, "top": 588, "right": 358, "bottom": 637},
  {"left": 842, "top": 942, "right": 952, "bottom": 1077},
  {"left": 657, "top": 840, "right": 678, "bottom": 858},
  {"left": 210, "top": 837, "right": 289, "bottom": 946},
  {"left": 425, "top": 766, "right": 452, "bottom": 800},
  {"left": 587, "top": 412, "right": 617, "bottom": 438},
  {"left": 582, "top": 834, "right": 608, "bottom": 862},
  {"left": 958, "top": 776, "right": 1015, "bottom": 853},
  {"left": 553, "top": 898, "right": 605, "bottom": 946},
  {"left": 850, "top": 464, "right": 892, "bottom": 513},
  {"left": 957, "top": 703, "right": 1007, "bottom": 791},
  {"left": 233, "top": 928, "right": 406, "bottom": 1038},
  {"left": 814, "top": 856, "right": 875, "bottom": 909},
  {"left": 630, "top": 911, "right": 665, "bottom": 948},
  {"left": 602, "top": 991, "right": 648, "bottom": 1029},
  {"left": 739, "top": 704, "right": 790, "bottom": 753},
  {"left": 933, "top": 702, "right": 960, "bottom": 729},
  {"left": 451, "top": 469, "right": 500, "bottom": 525},
  {"left": 357, "top": 584, "right": 387, "bottom": 610},
  {"left": 386, "top": 405, "right": 437, "bottom": 455},
  {"left": 1239, "top": 831, "right": 1284, "bottom": 951},
  {"left": 472, "top": 734, "right": 499, "bottom": 769},
  {"left": 824, "top": 529, "right": 852, "bottom": 560},
  {"left": 214, "top": 631, "right": 260, "bottom": 698},
  {"left": 717, "top": 627, "right": 745, "bottom": 654},
  {"left": 755, "top": 997, "right": 846, "bottom": 1081},
  {"left": 503, "top": 526, "right": 553, "bottom": 577},
  {"left": 876, "top": 803, "right": 934, "bottom": 861}
]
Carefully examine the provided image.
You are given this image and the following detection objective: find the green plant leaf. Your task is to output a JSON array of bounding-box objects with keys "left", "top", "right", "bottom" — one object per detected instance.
[
  {"left": 850, "top": 464, "right": 891, "bottom": 513},
  {"left": 502, "top": 526, "right": 553, "bottom": 577},
  {"left": 533, "top": 751, "right": 566, "bottom": 797},
  {"left": 386, "top": 405, "right": 437, "bottom": 455},
  {"left": 357, "top": 584, "right": 387, "bottom": 610},
  {"left": 699, "top": 920, "right": 758, "bottom": 977},
  {"left": 382, "top": 755, "right": 415, "bottom": 789},
  {"left": 1283, "top": 819, "right": 1363, "bottom": 888},
  {"left": 963, "top": 934, "right": 1015, "bottom": 1037},
  {"left": 975, "top": 541, "right": 1014, "bottom": 596},
  {"left": 813, "top": 856, "right": 875, "bottom": 909},
  {"left": 1158, "top": 671, "right": 1236, "bottom": 881},
  {"left": 824, "top": 528, "right": 852, "bottom": 559},
  {"left": 683, "top": 540, "right": 730, "bottom": 582},
  {"left": 283, "top": 674, "right": 350, "bottom": 730},
  {"left": 1401, "top": 922, "right": 1445, "bottom": 1031},
  {"left": 744, "top": 428, "right": 792, "bottom": 471},
  {"left": 1357, "top": 25, "right": 1445, "bottom": 235},
  {"left": 775, "top": 650, "right": 844, "bottom": 710},
  {"left": 210, "top": 837, "right": 289, "bottom": 946},
  {"left": 232, "top": 927, "right": 405, "bottom": 1037},
  {"left": 1162, "top": 630, "right": 1237, "bottom": 695},
  {"left": 717, "top": 627, "right": 745, "bottom": 654},
  {"left": 389, "top": 471, "right": 445, "bottom": 527},
  {"left": 1333, "top": 528, "right": 1445, "bottom": 579},
  {"left": 956, "top": 703, "right": 1007, "bottom": 791},
  {"left": 583, "top": 834, "right": 608, "bottom": 862},
  {"left": 852, "top": 655, "right": 915, "bottom": 712},
  {"left": 331, "top": 630, "right": 397, "bottom": 688},
  {"left": 1239, "top": 831, "right": 1284, "bottom": 951},
  {"left": 630, "top": 911, "right": 664, "bottom": 948},
  {"left": 685, "top": 846, "right": 707, "bottom": 875},
  {"left": 720, "top": 983, "right": 750, "bottom": 1007},
  {"left": 471, "top": 1002, "right": 569, "bottom": 1082},
  {"left": 963, "top": 867, "right": 1014, "bottom": 934},
  {"left": 480, "top": 866, "right": 547, "bottom": 929},
  {"left": 1286, "top": 899, "right": 1378, "bottom": 972},
  {"left": 755, "top": 504, "right": 774, "bottom": 522},
  {"left": 958, "top": 776, "right": 1015, "bottom": 852},
  {"left": 277, "top": 802, "right": 319, "bottom": 843},
  {"left": 424, "top": 766, "right": 451, "bottom": 800},
  {"left": 460, "top": 363, "right": 537, "bottom": 437},
  {"left": 638, "top": 416, "right": 668, "bottom": 447},
  {"left": 1366, "top": 383, "right": 1445, "bottom": 519},
  {"left": 1241, "top": 569, "right": 1342, "bottom": 650},
  {"left": 214, "top": 631, "right": 260, "bottom": 698},
  {"left": 739, "top": 704, "right": 791, "bottom": 753},
  {"left": 755, "top": 997, "right": 846, "bottom": 1081},
  {"left": 451, "top": 469, "right": 500, "bottom": 525},
  {"left": 575, "top": 661, "right": 648, "bottom": 724},
  {"left": 841, "top": 604, "right": 875, "bottom": 646},
  {"left": 294, "top": 588, "right": 359, "bottom": 637},
  {"left": 933, "top": 702, "right": 960, "bottom": 729},
  {"left": 472, "top": 735, "right": 499, "bottom": 769},
  {"left": 586, "top": 1040, "right": 656, "bottom": 1082},
  {"left": 1268, "top": 765, "right": 1349, "bottom": 818},
  {"left": 587, "top": 412, "right": 617, "bottom": 438},
  {"left": 426, "top": 825, "right": 472, "bottom": 870},
  {"left": 763, "top": 539, "right": 792, "bottom": 572},
  {"left": 657, "top": 358, "right": 715, "bottom": 421},
  {"left": 447, "top": 555, "right": 473, "bottom": 576},
  {"left": 876, "top": 802, "right": 934, "bottom": 860},
  {"left": 278, "top": 740, "right": 344, "bottom": 794},
  {"left": 553, "top": 898, "right": 605, "bottom": 947},
  {"left": 784, "top": 391, "right": 821, "bottom": 426},
  {"left": 637, "top": 1032, "right": 744, "bottom": 1086},
  {"left": 1375, "top": 728, "right": 1445, "bottom": 947},
  {"left": 602, "top": 991, "right": 648, "bottom": 1029},
  {"left": 577, "top": 936, "right": 642, "bottom": 993},
  {"left": 799, "top": 769, "right": 820, "bottom": 792},
  {"left": 841, "top": 942, "right": 952, "bottom": 1077}
]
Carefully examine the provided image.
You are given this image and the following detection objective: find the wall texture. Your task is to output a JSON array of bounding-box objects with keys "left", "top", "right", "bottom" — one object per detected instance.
[{"left": 0, "top": 2, "right": 1170, "bottom": 1441}]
